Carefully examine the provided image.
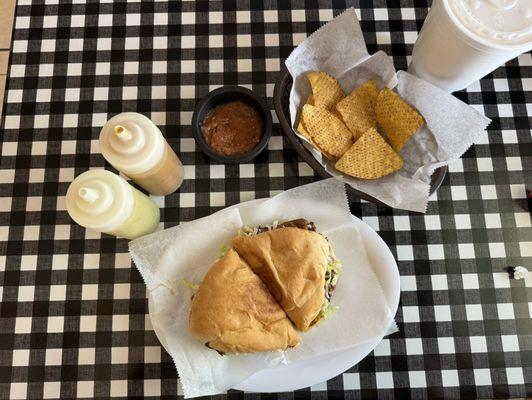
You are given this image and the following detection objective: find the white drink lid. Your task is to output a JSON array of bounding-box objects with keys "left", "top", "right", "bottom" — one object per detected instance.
[
  {"left": 99, "top": 112, "right": 166, "bottom": 175},
  {"left": 66, "top": 170, "right": 134, "bottom": 231},
  {"left": 446, "top": 0, "right": 532, "bottom": 49}
]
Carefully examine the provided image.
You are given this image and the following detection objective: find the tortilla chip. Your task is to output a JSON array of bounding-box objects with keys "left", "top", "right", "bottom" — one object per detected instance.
[
  {"left": 297, "top": 93, "right": 315, "bottom": 139},
  {"left": 335, "top": 127, "right": 403, "bottom": 179},
  {"left": 307, "top": 71, "right": 344, "bottom": 110},
  {"left": 302, "top": 104, "right": 353, "bottom": 159},
  {"left": 297, "top": 120, "right": 334, "bottom": 160},
  {"left": 335, "top": 80, "right": 378, "bottom": 141},
  {"left": 297, "top": 94, "right": 333, "bottom": 160},
  {"left": 375, "top": 88, "right": 424, "bottom": 152},
  {"left": 297, "top": 120, "right": 309, "bottom": 137}
]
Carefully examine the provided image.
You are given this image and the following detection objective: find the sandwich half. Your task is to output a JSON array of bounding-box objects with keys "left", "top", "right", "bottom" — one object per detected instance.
[
  {"left": 232, "top": 219, "right": 340, "bottom": 331},
  {"left": 189, "top": 248, "right": 300, "bottom": 354}
]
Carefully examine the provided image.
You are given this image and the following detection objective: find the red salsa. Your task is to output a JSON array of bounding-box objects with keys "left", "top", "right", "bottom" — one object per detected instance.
[{"left": 201, "top": 101, "right": 263, "bottom": 156}]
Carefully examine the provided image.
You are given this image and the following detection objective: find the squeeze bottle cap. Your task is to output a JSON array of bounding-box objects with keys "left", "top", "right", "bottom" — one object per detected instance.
[
  {"left": 66, "top": 170, "right": 134, "bottom": 231},
  {"left": 99, "top": 112, "right": 166, "bottom": 175}
]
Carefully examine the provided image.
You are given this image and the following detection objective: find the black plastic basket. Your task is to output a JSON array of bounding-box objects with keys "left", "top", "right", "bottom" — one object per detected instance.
[{"left": 273, "top": 66, "right": 447, "bottom": 207}]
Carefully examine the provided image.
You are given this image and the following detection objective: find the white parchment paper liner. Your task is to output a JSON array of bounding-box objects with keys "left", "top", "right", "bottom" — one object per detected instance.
[
  {"left": 129, "top": 179, "right": 397, "bottom": 398},
  {"left": 285, "top": 8, "right": 491, "bottom": 213}
]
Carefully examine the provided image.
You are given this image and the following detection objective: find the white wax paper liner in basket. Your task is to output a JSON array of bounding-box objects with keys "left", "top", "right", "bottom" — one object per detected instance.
[
  {"left": 285, "top": 8, "right": 491, "bottom": 213},
  {"left": 129, "top": 179, "right": 397, "bottom": 398}
]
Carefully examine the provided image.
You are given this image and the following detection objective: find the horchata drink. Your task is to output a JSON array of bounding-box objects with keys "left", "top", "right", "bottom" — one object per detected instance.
[
  {"left": 409, "top": 0, "right": 532, "bottom": 92},
  {"left": 100, "top": 112, "right": 184, "bottom": 196},
  {"left": 66, "top": 170, "right": 160, "bottom": 240}
]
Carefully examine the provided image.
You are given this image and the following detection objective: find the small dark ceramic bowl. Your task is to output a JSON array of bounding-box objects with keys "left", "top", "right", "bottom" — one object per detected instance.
[{"left": 192, "top": 86, "right": 273, "bottom": 163}]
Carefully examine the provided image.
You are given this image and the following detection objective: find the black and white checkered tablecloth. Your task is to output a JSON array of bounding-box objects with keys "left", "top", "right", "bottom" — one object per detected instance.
[{"left": 1, "top": 1, "right": 531, "bottom": 399}]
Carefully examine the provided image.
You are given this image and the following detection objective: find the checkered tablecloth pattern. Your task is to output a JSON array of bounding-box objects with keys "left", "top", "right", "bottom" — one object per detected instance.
[{"left": 1, "top": 1, "right": 531, "bottom": 399}]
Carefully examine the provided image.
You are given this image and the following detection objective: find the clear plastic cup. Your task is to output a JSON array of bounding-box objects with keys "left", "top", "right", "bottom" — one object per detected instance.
[{"left": 408, "top": 0, "right": 532, "bottom": 92}]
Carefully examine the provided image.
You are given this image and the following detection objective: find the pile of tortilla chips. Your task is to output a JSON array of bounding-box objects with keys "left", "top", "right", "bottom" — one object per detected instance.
[{"left": 298, "top": 71, "right": 424, "bottom": 179}]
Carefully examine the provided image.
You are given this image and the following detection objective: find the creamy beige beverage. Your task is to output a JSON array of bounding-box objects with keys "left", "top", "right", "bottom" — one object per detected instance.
[
  {"left": 100, "top": 113, "right": 184, "bottom": 196},
  {"left": 66, "top": 170, "right": 160, "bottom": 240},
  {"left": 409, "top": 0, "right": 532, "bottom": 92}
]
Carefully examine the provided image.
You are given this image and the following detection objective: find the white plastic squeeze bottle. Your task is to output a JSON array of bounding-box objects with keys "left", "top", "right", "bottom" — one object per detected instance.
[
  {"left": 99, "top": 112, "right": 184, "bottom": 195},
  {"left": 66, "top": 170, "right": 160, "bottom": 240},
  {"left": 409, "top": 0, "right": 532, "bottom": 92}
]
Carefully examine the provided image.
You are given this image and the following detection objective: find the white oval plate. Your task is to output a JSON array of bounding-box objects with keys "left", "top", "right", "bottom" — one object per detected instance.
[{"left": 149, "top": 199, "right": 400, "bottom": 393}]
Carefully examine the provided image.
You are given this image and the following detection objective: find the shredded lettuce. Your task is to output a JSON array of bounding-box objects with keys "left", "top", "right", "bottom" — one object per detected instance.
[
  {"left": 328, "top": 258, "right": 342, "bottom": 273},
  {"left": 325, "top": 258, "right": 342, "bottom": 288},
  {"left": 314, "top": 298, "right": 340, "bottom": 325},
  {"left": 321, "top": 298, "right": 330, "bottom": 313},
  {"left": 315, "top": 257, "right": 342, "bottom": 325},
  {"left": 236, "top": 225, "right": 257, "bottom": 237},
  {"left": 181, "top": 279, "right": 199, "bottom": 291},
  {"left": 219, "top": 244, "right": 229, "bottom": 257},
  {"left": 321, "top": 298, "right": 339, "bottom": 318},
  {"left": 321, "top": 303, "right": 340, "bottom": 320}
]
